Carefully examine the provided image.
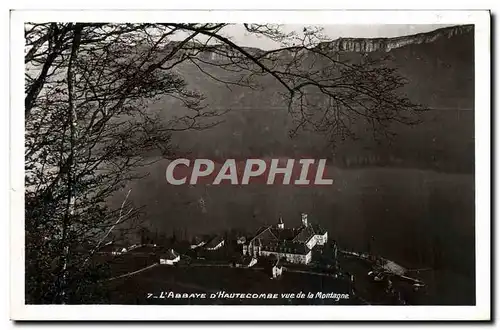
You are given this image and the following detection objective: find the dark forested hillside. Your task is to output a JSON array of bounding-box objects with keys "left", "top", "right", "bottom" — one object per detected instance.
[{"left": 146, "top": 25, "right": 474, "bottom": 173}]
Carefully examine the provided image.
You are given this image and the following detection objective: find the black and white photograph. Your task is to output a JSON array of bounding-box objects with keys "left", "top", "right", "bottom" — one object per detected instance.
[{"left": 10, "top": 9, "right": 491, "bottom": 321}]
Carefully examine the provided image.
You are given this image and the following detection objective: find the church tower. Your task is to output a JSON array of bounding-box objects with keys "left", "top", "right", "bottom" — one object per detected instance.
[
  {"left": 301, "top": 213, "right": 308, "bottom": 227},
  {"left": 277, "top": 217, "right": 284, "bottom": 229}
]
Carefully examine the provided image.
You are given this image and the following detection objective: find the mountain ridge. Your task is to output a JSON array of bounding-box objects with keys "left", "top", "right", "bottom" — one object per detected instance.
[
  {"left": 169, "top": 25, "right": 474, "bottom": 62},
  {"left": 316, "top": 24, "right": 473, "bottom": 53}
]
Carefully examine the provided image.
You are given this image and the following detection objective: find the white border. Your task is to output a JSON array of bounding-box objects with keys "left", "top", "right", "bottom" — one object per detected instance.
[{"left": 10, "top": 10, "right": 491, "bottom": 321}]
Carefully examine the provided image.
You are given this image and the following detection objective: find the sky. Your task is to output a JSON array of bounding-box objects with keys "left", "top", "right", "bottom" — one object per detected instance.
[{"left": 172, "top": 24, "right": 453, "bottom": 50}]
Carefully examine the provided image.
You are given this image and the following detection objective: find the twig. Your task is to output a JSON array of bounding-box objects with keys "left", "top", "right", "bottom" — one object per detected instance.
[{"left": 83, "top": 189, "right": 133, "bottom": 266}]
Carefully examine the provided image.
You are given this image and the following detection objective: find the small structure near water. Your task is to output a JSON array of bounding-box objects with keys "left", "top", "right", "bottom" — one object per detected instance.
[
  {"left": 205, "top": 235, "right": 225, "bottom": 251},
  {"left": 272, "top": 259, "right": 283, "bottom": 279},
  {"left": 97, "top": 242, "right": 128, "bottom": 256},
  {"left": 159, "top": 249, "right": 180, "bottom": 265}
]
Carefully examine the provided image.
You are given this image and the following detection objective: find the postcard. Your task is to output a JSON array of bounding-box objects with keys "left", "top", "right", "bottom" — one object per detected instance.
[{"left": 11, "top": 9, "right": 491, "bottom": 321}]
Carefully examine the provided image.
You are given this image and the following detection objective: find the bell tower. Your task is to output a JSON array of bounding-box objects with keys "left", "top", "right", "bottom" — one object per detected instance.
[
  {"left": 277, "top": 217, "right": 284, "bottom": 229},
  {"left": 301, "top": 213, "right": 308, "bottom": 227}
]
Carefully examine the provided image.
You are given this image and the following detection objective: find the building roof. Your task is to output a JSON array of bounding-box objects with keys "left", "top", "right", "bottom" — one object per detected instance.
[
  {"left": 271, "top": 228, "right": 298, "bottom": 241},
  {"left": 310, "top": 223, "right": 327, "bottom": 235},
  {"left": 191, "top": 236, "right": 206, "bottom": 245},
  {"left": 292, "top": 225, "right": 315, "bottom": 243},
  {"left": 160, "top": 249, "right": 179, "bottom": 260},
  {"left": 250, "top": 221, "right": 324, "bottom": 245},
  {"left": 254, "top": 226, "right": 278, "bottom": 240},
  {"left": 205, "top": 235, "right": 224, "bottom": 249}
]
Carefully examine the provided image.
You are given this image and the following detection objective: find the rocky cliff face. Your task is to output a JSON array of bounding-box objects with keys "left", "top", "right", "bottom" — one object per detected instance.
[
  {"left": 316, "top": 25, "right": 473, "bottom": 53},
  {"left": 192, "top": 25, "right": 473, "bottom": 62}
]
